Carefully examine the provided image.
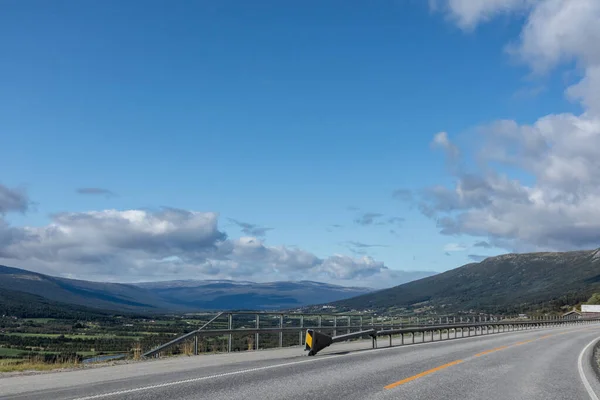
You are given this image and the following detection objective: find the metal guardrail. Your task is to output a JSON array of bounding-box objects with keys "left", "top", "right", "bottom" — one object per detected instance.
[
  {"left": 143, "top": 312, "right": 475, "bottom": 358},
  {"left": 143, "top": 312, "right": 224, "bottom": 358},
  {"left": 304, "top": 317, "right": 600, "bottom": 355},
  {"left": 142, "top": 311, "right": 590, "bottom": 359}
]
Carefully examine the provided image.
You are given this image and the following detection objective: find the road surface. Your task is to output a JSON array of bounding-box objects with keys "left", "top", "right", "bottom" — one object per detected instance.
[{"left": 2, "top": 324, "right": 600, "bottom": 400}]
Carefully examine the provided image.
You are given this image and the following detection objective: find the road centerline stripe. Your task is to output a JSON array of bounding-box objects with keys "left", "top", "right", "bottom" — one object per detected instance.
[
  {"left": 384, "top": 330, "right": 567, "bottom": 390},
  {"left": 384, "top": 360, "right": 464, "bottom": 390},
  {"left": 475, "top": 345, "right": 508, "bottom": 357}
]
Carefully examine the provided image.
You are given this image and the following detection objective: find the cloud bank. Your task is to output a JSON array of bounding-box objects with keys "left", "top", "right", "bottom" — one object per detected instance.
[
  {"left": 417, "top": 0, "right": 600, "bottom": 253},
  {"left": 0, "top": 185, "right": 425, "bottom": 287}
]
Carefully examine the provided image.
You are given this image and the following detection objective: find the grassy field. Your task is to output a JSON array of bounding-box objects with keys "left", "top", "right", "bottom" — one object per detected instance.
[
  {"left": 0, "top": 348, "right": 26, "bottom": 357},
  {"left": 0, "top": 358, "right": 81, "bottom": 373},
  {"left": 0, "top": 313, "right": 319, "bottom": 365},
  {"left": 22, "top": 318, "right": 56, "bottom": 323},
  {"left": 5, "top": 333, "right": 148, "bottom": 340},
  {"left": 0, "top": 314, "right": 202, "bottom": 365}
]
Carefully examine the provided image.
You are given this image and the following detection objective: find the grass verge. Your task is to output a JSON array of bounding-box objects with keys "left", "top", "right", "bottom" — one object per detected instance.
[
  {"left": 0, "top": 355, "right": 82, "bottom": 373},
  {"left": 0, "top": 359, "right": 81, "bottom": 373}
]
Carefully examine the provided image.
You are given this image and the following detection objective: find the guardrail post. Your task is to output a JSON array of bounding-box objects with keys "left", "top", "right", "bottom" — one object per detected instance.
[
  {"left": 255, "top": 314, "right": 260, "bottom": 350},
  {"left": 194, "top": 335, "right": 198, "bottom": 355},
  {"left": 228, "top": 313, "right": 233, "bottom": 352},
  {"left": 348, "top": 316, "right": 351, "bottom": 334},
  {"left": 279, "top": 314, "right": 284, "bottom": 348},
  {"left": 299, "top": 315, "right": 304, "bottom": 345},
  {"left": 360, "top": 316, "right": 363, "bottom": 330},
  {"left": 333, "top": 316, "right": 337, "bottom": 337}
]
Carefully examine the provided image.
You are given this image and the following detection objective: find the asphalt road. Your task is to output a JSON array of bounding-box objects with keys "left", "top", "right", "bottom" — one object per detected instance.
[{"left": 2, "top": 323, "right": 600, "bottom": 400}]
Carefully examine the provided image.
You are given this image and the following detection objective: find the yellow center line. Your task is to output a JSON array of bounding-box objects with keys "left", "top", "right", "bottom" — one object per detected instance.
[
  {"left": 515, "top": 340, "right": 532, "bottom": 345},
  {"left": 384, "top": 331, "right": 562, "bottom": 390},
  {"left": 384, "top": 360, "right": 464, "bottom": 390},
  {"left": 474, "top": 345, "right": 508, "bottom": 357}
]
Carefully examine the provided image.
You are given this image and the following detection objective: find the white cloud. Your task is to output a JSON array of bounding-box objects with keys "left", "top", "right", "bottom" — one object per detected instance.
[
  {"left": 319, "top": 255, "right": 386, "bottom": 280},
  {"left": 228, "top": 218, "right": 272, "bottom": 237},
  {"left": 0, "top": 184, "right": 29, "bottom": 214},
  {"left": 421, "top": 0, "right": 600, "bottom": 252},
  {"left": 431, "top": 131, "right": 459, "bottom": 161},
  {"left": 431, "top": 0, "right": 535, "bottom": 30},
  {"left": 511, "top": 0, "right": 600, "bottom": 75},
  {"left": 444, "top": 243, "right": 468, "bottom": 252},
  {"left": 0, "top": 206, "right": 414, "bottom": 287}
]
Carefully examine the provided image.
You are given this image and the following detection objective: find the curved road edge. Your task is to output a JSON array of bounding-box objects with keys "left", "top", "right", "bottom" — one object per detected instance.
[{"left": 579, "top": 336, "right": 600, "bottom": 400}]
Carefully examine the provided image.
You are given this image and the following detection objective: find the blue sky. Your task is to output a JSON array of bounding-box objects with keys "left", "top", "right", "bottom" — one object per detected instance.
[{"left": 1, "top": 0, "right": 596, "bottom": 287}]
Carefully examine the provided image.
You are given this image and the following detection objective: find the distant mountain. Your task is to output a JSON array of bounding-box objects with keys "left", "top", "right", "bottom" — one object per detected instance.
[
  {"left": 0, "top": 286, "right": 115, "bottom": 319},
  {"left": 0, "top": 265, "right": 172, "bottom": 312},
  {"left": 133, "top": 279, "right": 373, "bottom": 310},
  {"left": 329, "top": 249, "right": 600, "bottom": 314},
  {"left": 0, "top": 265, "right": 377, "bottom": 312}
]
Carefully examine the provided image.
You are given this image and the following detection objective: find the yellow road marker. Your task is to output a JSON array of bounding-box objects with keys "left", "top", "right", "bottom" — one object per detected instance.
[
  {"left": 515, "top": 340, "right": 533, "bottom": 345},
  {"left": 384, "top": 360, "right": 464, "bottom": 390},
  {"left": 474, "top": 345, "right": 508, "bottom": 357},
  {"left": 384, "top": 329, "right": 574, "bottom": 391}
]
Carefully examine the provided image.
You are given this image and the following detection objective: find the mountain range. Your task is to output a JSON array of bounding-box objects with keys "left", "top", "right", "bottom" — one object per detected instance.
[
  {"left": 4, "top": 248, "right": 599, "bottom": 316},
  {"left": 0, "top": 265, "right": 386, "bottom": 312},
  {"left": 329, "top": 248, "right": 600, "bottom": 314}
]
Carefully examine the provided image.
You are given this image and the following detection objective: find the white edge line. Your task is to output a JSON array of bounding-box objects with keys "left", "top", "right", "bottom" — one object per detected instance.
[
  {"left": 71, "top": 354, "right": 348, "bottom": 400},
  {"left": 71, "top": 324, "right": 591, "bottom": 400},
  {"left": 578, "top": 336, "right": 600, "bottom": 400}
]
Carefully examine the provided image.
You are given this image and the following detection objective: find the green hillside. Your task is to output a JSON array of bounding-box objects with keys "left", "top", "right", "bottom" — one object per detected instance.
[
  {"left": 0, "top": 265, "right": 378, "bottom": 313},
  {"left": 330, "top": 249, "right": 600, "bottom": 314},
  {"left": 0, "top": 265, "right": 174, "bottom": 312},
  {"left": 0, "top": 287, "right": 112, "bottom": 319}
]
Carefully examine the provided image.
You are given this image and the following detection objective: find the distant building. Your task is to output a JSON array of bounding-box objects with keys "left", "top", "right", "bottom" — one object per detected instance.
[
  {"left": 581, "top": 305, "right": 600, "bottom": 318},
  {"left": 562, "top": 310, "right": 582, "bottom": 320}
]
